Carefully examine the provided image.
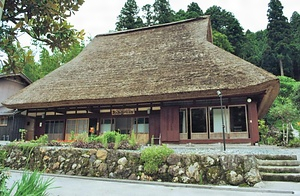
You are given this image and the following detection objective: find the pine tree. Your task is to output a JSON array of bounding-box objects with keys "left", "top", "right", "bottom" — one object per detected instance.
[
  {"left": 290, "top": 12, "right": 300, "bottom": 80},
  {"left": 153, "top": 0, "right": 175, "bottom": 24},
  {"left": 142, "top": 4, "right": 154, "bottom": 26},
  {"left": 186, "top": 2, "right": 203, "bottom": 19},
  {"left": 116, "top": 0, "right": 143, "bottom": 31},
  {"left": 263, "top": 0, "right": 291, "bottom": 76}
]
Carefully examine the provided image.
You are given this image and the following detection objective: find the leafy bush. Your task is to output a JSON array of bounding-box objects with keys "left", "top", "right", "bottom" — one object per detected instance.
[
  {"left": 74, "top": 132, "right": 89, "bottom": 142},
  {"left": 31, "top": 134, "right": 48, "bottom": 144},
  {"left": 103, "top": 131, "right": 117, "bottom": 143},
  {"left": 287, "top": 138, "right": 300, "bottom": 147},
  {"left": 140, "top": 145, "right": 174, "bottom": 174},
  {"left": 114, "top": 134, "right": 122, "bottom": 149},
  {"left": 69, "top": 131, "right": 75, "bottom": 141},
  {"left": 0, "top": 149, "right": 6, "bottom": 166},
  {"left": 128, "top": 131, "right": 136, "bottom": 146}
]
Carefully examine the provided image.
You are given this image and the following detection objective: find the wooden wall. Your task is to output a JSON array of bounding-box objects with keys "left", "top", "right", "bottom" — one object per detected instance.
[{"left": 160, "top": 106, "right": 179, "bottom": 142}]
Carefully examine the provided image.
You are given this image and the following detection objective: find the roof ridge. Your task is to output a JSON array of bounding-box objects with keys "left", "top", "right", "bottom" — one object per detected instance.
[{"left": 96, "top": 16, "right": 210, "bottom": 37}]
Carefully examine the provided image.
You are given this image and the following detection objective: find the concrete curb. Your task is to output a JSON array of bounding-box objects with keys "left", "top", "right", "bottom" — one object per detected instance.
[{"left": 9, "top": 170, "right": 294, "bottom": 195}]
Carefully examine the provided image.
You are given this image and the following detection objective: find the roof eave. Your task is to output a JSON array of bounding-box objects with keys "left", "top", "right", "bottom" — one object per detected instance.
[{"left": 3, "top": 79, "right": 279, "bottom": 111}]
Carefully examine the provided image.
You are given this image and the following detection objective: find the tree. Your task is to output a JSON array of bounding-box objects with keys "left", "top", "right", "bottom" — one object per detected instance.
[
  {"left": 290, "top": 11, "right": 300, "bottom": 80},
  {"left": 239, "top": 30, "right": 268, "bottom": 66},
  {"left": 212, "top": 30, "right": 234, "bottom": 53},
  {"left": 263, "top": 0, "right": 291, "bottom": 76},
  {"left": 116, "top": 0, "right": 144, "bottom": 31},
  {"left": 1, "top": 42, "right": 35, "bottom": 74},
  {"left": 174, "top": 9, "right": 187, "bottom": 21},
  {"left": 186, "top": 2, "right": 203, "bottom": 19},
  {"left": 205, "top": 6, "right": 244, "bottom": 56},
  {"left": 36, "top": 41, "right": 85, "bottom": 81},
  {"left": 265, "top": 76, "right": 299, "bottom": 145},
  {"left": 153, "top": 0, "right": 175, "bottom": 24},
  {"left": 1, "top": 0, "right": 85, "bottom": 74},
  {"left": 1, "top": 0, "right": 85, "bottom": 51},
  {"left": 142, "top": 4, "right": 154, "bottom": 26}
]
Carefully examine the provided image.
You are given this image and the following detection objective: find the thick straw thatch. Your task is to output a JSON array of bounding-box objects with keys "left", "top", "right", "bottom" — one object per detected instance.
[{"left": 3, "top": 16, "right": 279, "bottom": 118}]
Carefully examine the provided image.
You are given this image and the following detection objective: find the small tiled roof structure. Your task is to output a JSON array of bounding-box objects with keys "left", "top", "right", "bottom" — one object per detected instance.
[{"left": 3, "top": 16, "right": 279, "bottom": 118}]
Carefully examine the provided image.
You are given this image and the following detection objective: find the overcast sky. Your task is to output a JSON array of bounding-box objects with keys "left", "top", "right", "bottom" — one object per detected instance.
[{"left": 68, "top": 0, "right": 300, "bottom": 38}]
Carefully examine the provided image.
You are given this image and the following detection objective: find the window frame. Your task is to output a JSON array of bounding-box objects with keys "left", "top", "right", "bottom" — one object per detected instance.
[
  {"left": 66, "top": 118, "right": 89, "bottom": 134},
  {"left": 0, "top": 117, "right": 8, "bottom": 126},
  {"left": 228, "top": 104, "right": 248, "bottom": 133},
  {"left": 190, "top": 107, "right": 208, "bottom": 134}
]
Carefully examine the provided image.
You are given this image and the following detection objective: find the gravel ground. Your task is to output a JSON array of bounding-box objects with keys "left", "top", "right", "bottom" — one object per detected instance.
[{"left": 164, "top": 143, "right": 300, "bottom": 160}]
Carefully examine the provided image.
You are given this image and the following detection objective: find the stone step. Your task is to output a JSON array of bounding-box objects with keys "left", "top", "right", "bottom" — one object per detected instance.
[
  {"left": 260, "top": 172, "right": 300, "bottom": 182},
  {"left": 257, "top": 159, "right": 300, "bottom": 166},
  {"left": 255, "top": 154, "right": 297, "bottom": 160},
  {"left": 258, "top": 165, "right": 300, "bottom": 173}
]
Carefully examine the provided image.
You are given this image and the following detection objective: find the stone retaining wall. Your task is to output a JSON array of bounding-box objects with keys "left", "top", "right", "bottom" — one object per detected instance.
[{"left": 3, "top": 146, "right": 261, "bottom": 186}]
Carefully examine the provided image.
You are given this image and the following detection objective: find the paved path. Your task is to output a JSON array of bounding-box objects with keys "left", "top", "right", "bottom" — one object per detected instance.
[{"left": 6, "top": 171, "right": 300, "bottom": 196}]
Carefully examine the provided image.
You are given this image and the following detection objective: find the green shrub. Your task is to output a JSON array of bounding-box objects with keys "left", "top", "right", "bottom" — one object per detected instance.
[
  {"left": 69, "top": 131, "right": 75, "bottom": 141},
  {"left": 288, "top": 137, "right": 300, "bottom": 147},
  {"left": 103, "top": 131, "right": 117, "bottom": 143},
  {"left": 114, "top": 134, "right": 122, "bottom": 149},
  {"left": 0, "top": 149, "right": 6, "bottom": 166},
  {"left": 140, "top": 145, "right": 174, "bottom": 174},
  {"left": 128, "top": 130, "right": 136, "bottom": 146},
  {"left": 31, "top": 134, "right": 48, "bottom": 144},
  {"left": 75, "top": 132, "right": 89, "bottom": 143}
]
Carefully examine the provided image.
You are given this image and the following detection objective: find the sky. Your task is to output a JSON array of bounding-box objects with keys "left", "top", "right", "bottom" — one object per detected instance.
[{"left": 68, "top": 0, "right": 300, "bottom": 38}]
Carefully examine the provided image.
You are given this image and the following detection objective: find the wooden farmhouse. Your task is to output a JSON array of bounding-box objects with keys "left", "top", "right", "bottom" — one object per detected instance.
[
  {"left": 3, "top": 16, "right": 279, "bottom": 144},
  {"left": 0, "top": 73, "right": 32, "bottom": 141}
]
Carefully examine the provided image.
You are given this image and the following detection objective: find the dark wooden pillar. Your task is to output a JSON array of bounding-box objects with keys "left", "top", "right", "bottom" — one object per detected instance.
[
  {"left": 247, "top": 102, "right": 259, "bottom": 145},
  {"left": 160, "top": 106, "right": 179, "bottom": 143}
]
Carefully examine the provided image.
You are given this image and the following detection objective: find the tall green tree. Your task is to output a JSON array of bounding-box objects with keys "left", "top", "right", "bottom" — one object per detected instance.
[
  {"left": 262, "top": 0, "right": 291, "bottom": 76},
  {"left": 0, "top": 0, "right": 85, "bottom": 74},
  {"left": 212, "top": 30, "right": 234, "bottom": 53},
  {"left": 240, "top": 30, "right": 268, "bottom": 66},
  {"left": 37, "top": 41, "right": 85, "bottom": 81},
  {"left": 186, "top": 2, "right": 203, "bottom": 19},
  {"left": 153, "top": 0, "right": 175, "bottom": 24},
  {"left": 116, "top": 0, "right": 143, "bottom": 31},
  {"left": 174, "top": 9, "right": 187, "bottom": 21},
  {"left": 142, "top": 4, "right": 154, "bottom": 26},
  {"left": 290, "top": 11, "right": 300, "bottom": 80},
  {"left": 205, "top": 6, "right": 244, "bottom": 56}
]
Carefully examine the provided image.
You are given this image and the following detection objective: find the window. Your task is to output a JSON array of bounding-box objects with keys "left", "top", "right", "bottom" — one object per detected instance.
[
  {"left": 45, "top": 120, "right": 64, "bottom": 134},
  {"left": 133, "top": 117, "right": 149, "bottom": 133},
  {"left": 209, "top": 107, "right": 229, "bottom": 133},
  {"left": 229, "top": 106, "right": 247, "bottom": 132},
  {"left": 179, "top": 109, "right": 187, "bottom": 133},
  {"left": 0, "top": 117, "right": 8, "bottom": 126},
  {"left": 190, "top": 108, "right": 207, "bottom": 133},
  {"left": 66, "top": 119, "right": 89, "bottom": 134},
  {"left": 100, "top": 118, "right": 114, "bottom": 133}
]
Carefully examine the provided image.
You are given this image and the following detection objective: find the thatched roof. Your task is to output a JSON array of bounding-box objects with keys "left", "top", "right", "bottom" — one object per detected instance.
[{"left": 3, "top": 16, "right": 279, "bottom": 118}]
